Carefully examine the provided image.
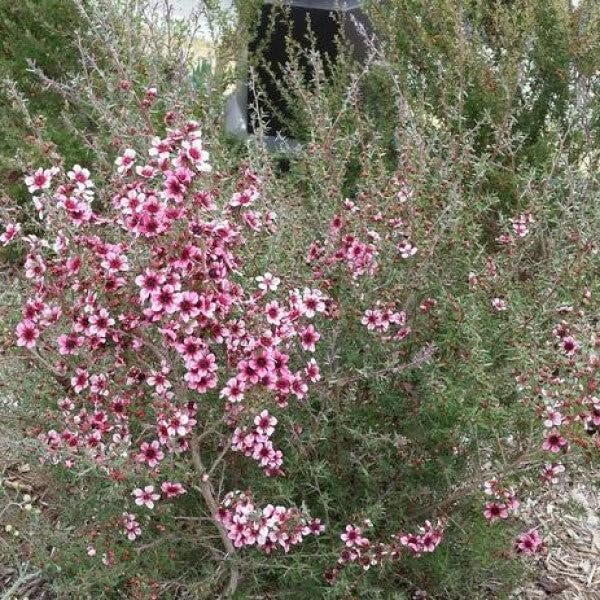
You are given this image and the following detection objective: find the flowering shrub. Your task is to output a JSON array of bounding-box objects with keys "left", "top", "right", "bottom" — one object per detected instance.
[
  {"left": 2, "top": 1, "right": 600, "bottom": 598},
  {"left": 5, "top": 78, "right": 600, "bottom": 597},
  {"left": 6, "top": 107, "right": 347, "bottom": 591}
]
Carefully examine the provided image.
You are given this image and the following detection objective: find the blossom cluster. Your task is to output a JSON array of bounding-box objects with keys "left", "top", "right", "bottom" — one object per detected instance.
[
  {"left": 495, "top": 212, "right": 535, "bottom": 245},
  {"left": 482, "top": 479, "right": 520, "bottom": 523},
  {"left": 132, "top": 481, "right": 186, "bottom": 509},
  {"left": 215, "top": 490, "right": 325, "bottom": 553},
  {"left": 516, "top": 307, "right": 600, "bottom": 460},
  {"left": 361, "top": 303, "right": 411, "bottom": 341},
  {"left": 121, "top": 512, "right": 142, "bottom": 541},
  {"left": 305, "top": 177, "right": 418, "bottom": 280},
  {"left": 480, "top": 477, "right": 545, "bottom": 559},
  {"left": 326, "top": 519, "right": 445, "bottom": 583},
  {"left": 10, "top": 104, "right": 331, "bottom": 552},
  {"left": 231, "top": 410, "right": 283, "bottom": 476}
]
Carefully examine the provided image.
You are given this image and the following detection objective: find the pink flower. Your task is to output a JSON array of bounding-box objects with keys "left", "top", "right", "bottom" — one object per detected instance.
[
  {"left": 24, "top": 255, "right": 46, "bottom": 280},
  {"left": 0, "top": 223, "right": 21, "bottom": 246},
  {"left": 397, "top": 240, "right": 417, "bottom": 258},
  {"left": 71, "top": 367, "right": 89, "bottom": 393},
  {"left": 514, "top": 529, "right": 545, "bottom": 555},
  {"left": 182, "top": 139, "right": 211, "bottom": 172},
  {"left": 303, "top": 518, "right": 326, "bottom": 536},
  {"left": 161, "top": 481, "right": 187, "bottom": 498},
  {"left": 396, "top": 180, "right": 413, "bottom": 202},
  {"left": 484, "top": 502, "right": 509, "bottom": 523},
  {"left": 256, "top": 272, "right": 280, "bottom": 292},
  {"left": 305, "top": 358, "right": 321, "bottom": 382},
  {"left": 265, "top": 300, "right": 284, "bottom": 325},
  {"left": 541, "top": 462, "right": 565, "bottom": 485},
  {"left": 361, "top": 309, "right": 381, "bottom": 330},
  {"left": 88, "top": 308, "right": 115, "bottom": 337},
  {"left": 137, "top": 440, "right": 165, "bottom": 468},
  {"left": 101, "top": 251, "right": 129, "bottom": 273},
  {"left": 254, "top": 410, "right": 277, "bottom": 437},
  {"left": 220, "top": 377, "right": 246, "bottom": 403},
  {"left": 543, "top": 408, "right": 563, "bottom": 428},
  {"left": 176, "top": 291, "right": 200, "bottom": 321},
  {"left": 136, "top": 164, "right": 157, "bottom": 178},
  {"left": 166, "top": 408, "right": 196, "bottom": 437},
  {"left": 230, "top": 187, "right": 259, "bottom": 208},
  {"left": 491, "top": 297, "right": 508, "bottom": 312},
  {"left": 25, "top": 167, "right": 56, "bottom": 193},
  {"left": 115, "top": 149, "right": 136, "bottom": 174},
  {"left": 57, "top": 333, "right": 83, "bottom": 355},
  {"left": 300, "top": 325, "right": 320, "bottom": 352},
  {"left": 560, "top": 336, "right": 580, "bottom": 356},
  {"left": 542, "top": 430, "right": 569, "bottom": 453},
  {"left": 341, "top": 524, "right": 368, "bottom": 548},
  {"left": 16, "top": 320, "right": 40, "bottom": 349},
  {"left": 135, "top": 269, "right": 164, "bottom": 302},
  {"left": 147, "top": 369, "right": 172, "bottom": 394},
  {"left": 67, "top": 165, "right": 93, "bottom": 189},
  {"left": 164, "top": 173, "right": 187, "bottom": 202},
  {"left": 301, "top": 288, "right": 326, "bottom": 317},
  {"left": 132, "top": 485, "right": 160, "bottom": 509},
  {"left": 151, "top": 285, "right": 178, "bottom": 314}
]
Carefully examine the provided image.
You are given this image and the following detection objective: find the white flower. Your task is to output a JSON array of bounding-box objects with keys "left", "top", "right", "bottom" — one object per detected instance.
[{"left": 256, "top": 272, "right": 280, "bottom": 292}]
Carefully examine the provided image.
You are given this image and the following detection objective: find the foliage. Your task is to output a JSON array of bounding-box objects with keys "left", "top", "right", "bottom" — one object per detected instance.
[{"left": 0, "top": 0, "right": 92, "bottom": 207}]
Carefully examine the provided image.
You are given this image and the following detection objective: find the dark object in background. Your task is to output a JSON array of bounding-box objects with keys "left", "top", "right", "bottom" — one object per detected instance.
[{"left": 247, "top": 0, "right": 373, "bottom": 139}]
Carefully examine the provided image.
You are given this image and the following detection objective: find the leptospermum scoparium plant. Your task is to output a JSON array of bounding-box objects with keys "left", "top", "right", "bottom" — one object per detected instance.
[
  {"left": 11, "top": 105, "right": 336, "bottom": 591},
  {"left": 6, "top": 86, "right": 599, "bottom": 595}
]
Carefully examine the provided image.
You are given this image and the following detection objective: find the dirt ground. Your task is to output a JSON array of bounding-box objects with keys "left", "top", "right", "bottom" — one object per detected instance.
[{"left": 512, "top": 467, "right": 600, "bottom": 600}]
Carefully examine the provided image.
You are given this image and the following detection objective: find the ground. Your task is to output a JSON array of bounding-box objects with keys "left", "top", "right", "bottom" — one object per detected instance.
[{"left": 513, "top": 468, "right": 600, "bottom": 600}]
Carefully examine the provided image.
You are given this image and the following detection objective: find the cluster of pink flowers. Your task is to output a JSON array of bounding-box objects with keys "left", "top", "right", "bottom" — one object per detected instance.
[
  {"left": 305, "top": 178, "right": 418, "bottom": 281},
  {"left": 391, "top": 175, "right": 414, "bottom": 203},
  {"left": 121, "top": 512, "right": 142, "bottom": 541},
  {"left": 505, "top": 296, "right": 600, "bottom": 558},
  {"left": 361, "top": 303, "right": 411, "bottom": 341},
  {"left": 397, "top": 520, "right": 445, "bottom": 556},
  {"left": 316, "top": 226, "right": 380, "bottom": 278},
  {"left": 514, "top": 299, "right": 600, "bottom": 469},
  {"left": 13, "top": 122, "right": 329, "bottom": 460},
  {"left": 231, "top": 410, "right": 283, "bottom": 476},
  {"left": 496, "top": 212, "right": 535, "bottom": 244},
  {"left": 215, "top": 491, "right": 324, "bottom": 553},
  {"left": 10, "top": 84, "right": 591, "bottom": 580},
  {"left": 326, "top": 519, "right": 445, "bottom": 582},
  {"left": 11, "top": 100, "right": 332, "bottom": 551},
  {"left": 482, "top": 479, "right": 520, "bottom": 523},
  {"left": 131, "top": 481, "right": 186, "bottom": 510},
  {"left": 510, "top": 213, "right": 535, "bottom": 238}
]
